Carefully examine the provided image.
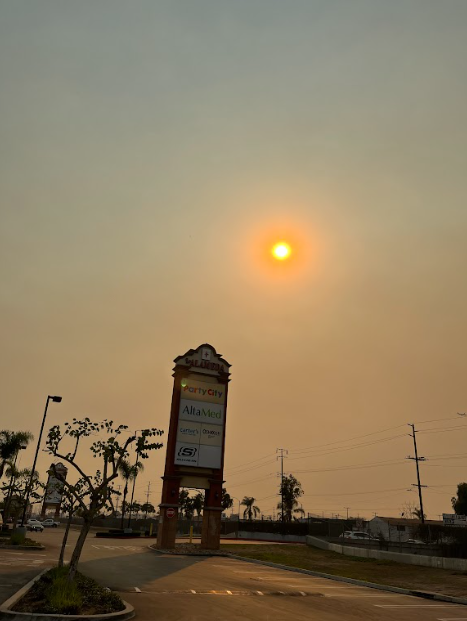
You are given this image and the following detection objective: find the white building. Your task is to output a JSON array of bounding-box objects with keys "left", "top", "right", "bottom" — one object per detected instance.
[{"left": 368, "top": 516, "right": 442, "bottom": 542}]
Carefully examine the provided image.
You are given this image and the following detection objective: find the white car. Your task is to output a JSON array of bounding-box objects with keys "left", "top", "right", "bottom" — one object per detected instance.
[
  {"left": 26, "top": 519, "right": 44, "bottom": 532},
  {"left": 42, "top": 519, "right": 59, "bottom": 528},
  {"left": 340, "top": 531, "right": 377, "bottom": 541}
]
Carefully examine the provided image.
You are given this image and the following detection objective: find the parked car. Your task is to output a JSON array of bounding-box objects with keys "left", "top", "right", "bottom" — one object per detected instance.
[
  {"left": 42, "top": 519, "right": 59, "bottom": 528},
  {"left": 340, "top": 531, "right": 378, "bottom": 541},
  {"left": 406, "top": 538, "right": 425, "bottom": 545},
  {"left": 26, "top": 519, "right": 44, "bottom": 532}
]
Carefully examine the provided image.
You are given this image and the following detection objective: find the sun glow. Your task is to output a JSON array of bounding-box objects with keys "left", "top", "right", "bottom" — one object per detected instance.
[{"left": 272, "top": 242, "right": 291, "bottom": 260}]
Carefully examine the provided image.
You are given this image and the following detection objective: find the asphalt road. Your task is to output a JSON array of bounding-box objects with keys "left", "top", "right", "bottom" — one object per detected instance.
[{"left": 1, "top": 529, "right": 466, "bottom": 621}]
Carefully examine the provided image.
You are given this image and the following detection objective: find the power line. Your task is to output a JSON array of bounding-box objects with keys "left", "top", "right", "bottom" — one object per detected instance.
[
  {"left": 288, "top": 424, "right": 406, "bottom": 454},
  {"left": 287, "top": 433, "right": 408, "bottom": 462}
]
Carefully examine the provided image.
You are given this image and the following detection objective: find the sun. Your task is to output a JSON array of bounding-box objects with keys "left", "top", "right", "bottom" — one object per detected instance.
[{"left": 272, "top": 242, "right": 291, "bottom": 260}]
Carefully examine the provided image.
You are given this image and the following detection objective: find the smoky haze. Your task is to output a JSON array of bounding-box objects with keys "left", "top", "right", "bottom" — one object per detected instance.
[{"left": 1, "top": 0, "right": 466, "bottom": 520}]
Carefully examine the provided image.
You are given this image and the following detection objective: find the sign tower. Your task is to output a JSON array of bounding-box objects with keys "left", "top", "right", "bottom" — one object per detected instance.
[
  {"left": 40, "top": 462, "right": 68, "bottom": 519},
  {"left": 157, "top": 344, "right": 231, "bottom": 550}
]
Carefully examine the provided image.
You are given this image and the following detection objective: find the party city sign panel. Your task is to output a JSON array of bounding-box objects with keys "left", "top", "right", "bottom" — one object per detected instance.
[
  {"left": 179, "top": 398, "right": 224, "bottom": 426},
  {"left": 181, "top": 378, "right": 225, "bottom": 404}
]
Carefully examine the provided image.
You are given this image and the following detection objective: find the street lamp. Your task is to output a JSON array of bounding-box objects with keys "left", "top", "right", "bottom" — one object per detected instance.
[{"left": 20, "top": 395, "right": 62, "bottom": 527}]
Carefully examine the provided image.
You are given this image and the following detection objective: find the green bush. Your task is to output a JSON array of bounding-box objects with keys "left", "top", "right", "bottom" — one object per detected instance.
[{"left": 9, "top": 533, "right": 25, "bottom": 545}]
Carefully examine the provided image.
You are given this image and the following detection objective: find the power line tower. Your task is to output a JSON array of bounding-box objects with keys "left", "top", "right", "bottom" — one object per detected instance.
[
  {"left": 407, "top": 423, "right": 426, "bottom": 524},
  {"left": 276, "top": 448, "right": 288, "bottom": 521}
]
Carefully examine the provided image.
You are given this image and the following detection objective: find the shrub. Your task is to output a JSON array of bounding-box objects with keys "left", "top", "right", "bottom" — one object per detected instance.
[
  {"left": 9, "top": 533, "right": 25, "bottom": 545},
  {"left": 47, "top": 575, "right": 82, "bottom": 614}
]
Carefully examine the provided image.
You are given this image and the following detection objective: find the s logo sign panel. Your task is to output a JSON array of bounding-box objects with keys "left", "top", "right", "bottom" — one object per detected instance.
[{"left": 174, "top": 442, "right": 199, "bottom": 466}]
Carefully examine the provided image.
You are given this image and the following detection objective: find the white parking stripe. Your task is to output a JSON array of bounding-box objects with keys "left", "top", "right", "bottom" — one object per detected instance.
[{"left": 375, "top": 605, "right": 460, "bottom": 608}]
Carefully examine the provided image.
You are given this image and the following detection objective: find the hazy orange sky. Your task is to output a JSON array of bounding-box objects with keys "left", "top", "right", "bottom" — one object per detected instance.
[{"left": 1, "top": 1, "right": 467, "bottom": 520}]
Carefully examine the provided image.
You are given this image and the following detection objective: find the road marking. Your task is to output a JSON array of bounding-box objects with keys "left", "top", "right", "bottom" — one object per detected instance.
[
  {"left": 438, "top": 618, "right": 467, "bottom": 620},
  {"left": 134, "top": 588, "right": 141, "bottom": 593},
  {"left": 375, "top": 605, "right": 460, "bottom": 608}
]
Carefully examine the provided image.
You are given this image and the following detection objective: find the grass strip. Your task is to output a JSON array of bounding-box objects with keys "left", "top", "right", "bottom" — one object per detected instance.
[{"left": 221, "top": 544, "right": 467, "bottom": 598}]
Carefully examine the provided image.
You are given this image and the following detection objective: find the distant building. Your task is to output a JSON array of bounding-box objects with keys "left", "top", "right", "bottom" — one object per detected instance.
[{"left": 369, "top": 516, "right": 442, "bottom": 542}]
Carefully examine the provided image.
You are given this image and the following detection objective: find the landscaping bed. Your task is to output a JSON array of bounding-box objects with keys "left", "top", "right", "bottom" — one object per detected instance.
[
  {"left": 12, "top": 567, "right": 125, "bottom": 616},
  {"left": 221, "top": 543, "right": 467, "bottom": 599},
  {"left": 0, "top": 535, "right": 43, "bottom": 549}
]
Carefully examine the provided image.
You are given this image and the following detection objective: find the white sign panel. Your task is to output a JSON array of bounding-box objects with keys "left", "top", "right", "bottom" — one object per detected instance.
[
  {"left": 177, "top": 421, "right": 201, "bottom": 443},
  {"left": 443, "top": 513, "right": 467, "bottom": 527},
  {"left": 179, "top": 399, "right": 224, "bottom": 426},
  {"left": 198, "top": 445, "right": 222, "bottom": 468},
  {"left": 174, "top": 442, "right": 199, "bottom": 466},
  {"left": 45, "top": 476, "right": 63, "bottom": 504},
  {"left": 200, "top": 423, "right": 223, "bottom": 447}
]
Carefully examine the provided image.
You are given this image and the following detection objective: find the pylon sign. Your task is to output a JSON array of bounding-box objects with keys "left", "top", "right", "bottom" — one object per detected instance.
[
  {"left": 41, "top": 462, "right": 68, "bottom": 518},
  {"left": 157, "top": 344, "right": 231, "bottom": 550}
]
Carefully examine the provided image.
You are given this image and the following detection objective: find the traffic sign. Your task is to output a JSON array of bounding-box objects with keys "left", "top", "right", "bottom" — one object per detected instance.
[{"left": 166, "top": 508, "right": 176, "bottom": 519}]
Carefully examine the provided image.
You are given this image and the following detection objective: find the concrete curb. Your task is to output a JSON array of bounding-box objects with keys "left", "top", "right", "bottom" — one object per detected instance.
[
  {"left": 148, "top": 544, "right": 228, "bottom": 557},
  {"left": 0, "top": 546, "right": 45, "bottom": 551},
  {"left": 226, "top": 554, "right": 467, "bottom": 606},
  {"left": 0, "top": 570, "right": 135, "bottom": 621}
]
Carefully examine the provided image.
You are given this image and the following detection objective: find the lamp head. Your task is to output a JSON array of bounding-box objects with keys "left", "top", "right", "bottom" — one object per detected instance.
[{"left": 51, "top": 396, "right": 62, "bottom": 403}]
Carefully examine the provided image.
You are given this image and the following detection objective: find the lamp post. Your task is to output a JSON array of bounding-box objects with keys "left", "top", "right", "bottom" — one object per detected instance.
[{"left": 20, "top": 395, "right": 62, "bottom": 527}]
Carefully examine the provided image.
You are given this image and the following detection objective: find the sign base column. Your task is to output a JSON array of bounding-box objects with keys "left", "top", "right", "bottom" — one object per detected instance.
[{"left": 200, "top": 507, "right": 222, "bottom": 550}]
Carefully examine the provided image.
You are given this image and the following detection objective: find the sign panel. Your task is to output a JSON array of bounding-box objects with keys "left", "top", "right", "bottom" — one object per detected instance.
[
  {"left": 198, "top": 445, "right": 222, "bottom": 469},
  {"left": 179, "top": 398, "right": 224, "bottom": 426},
  {"left": 174, "top": 442, "right": 199, "bottom": 466},
  {"left": 443, "top": 513, "right": 467, "bottom": 527},
  {"left": 200, "top": 423, "right": 223, "bottom": 447},
  {"left": 181, "top": 378, "right": 226, "bottom": 404},
  {"left": 44, "top": 475, "right": 63, "bottom": 504},
  {"left": 177, "top": 421, "right": 201, "bottom": 443}
]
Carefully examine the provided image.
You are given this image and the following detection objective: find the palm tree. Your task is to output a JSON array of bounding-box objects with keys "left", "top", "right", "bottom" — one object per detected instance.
[
  {"left": 241, "top": 496, "right": 260, "bottom": 521},
  {"left": 192, "top": 492, "right": 204, "bottom": 518},
  {"left": 118, "top": 459, "right": 144, "bottom": 528},
  {"left": 0, "top": 430, "right": 33, "bottom": 479}
]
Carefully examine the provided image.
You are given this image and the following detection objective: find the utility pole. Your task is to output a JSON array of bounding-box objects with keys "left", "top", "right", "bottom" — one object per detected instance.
[
  {"left": 276, "top": 448, "right": 288, "bottom": 522},
  {"left": 345, "top": 507, "right": 350, "bottom": 520},
  {"left": 407, "top": 423, "right": 426, "bottom": 524}
]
